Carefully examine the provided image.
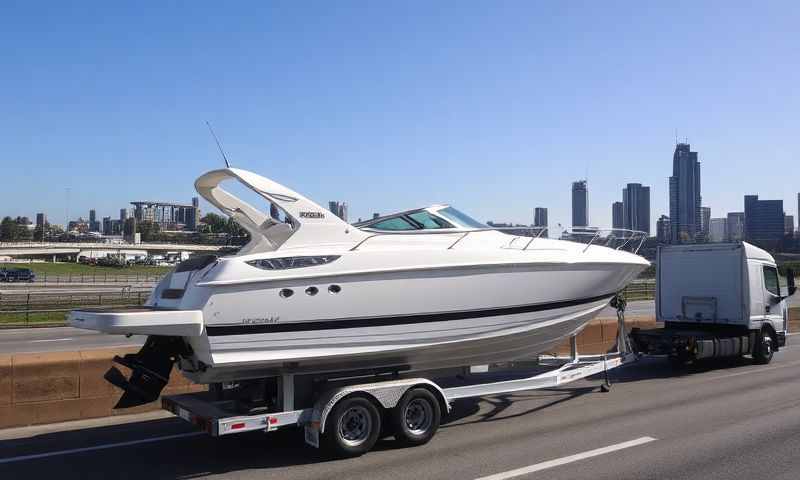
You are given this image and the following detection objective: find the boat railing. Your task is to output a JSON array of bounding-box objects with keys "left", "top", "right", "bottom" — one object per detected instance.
[{"left": 350, "top": 226, "right": 647, "bottom": 254}]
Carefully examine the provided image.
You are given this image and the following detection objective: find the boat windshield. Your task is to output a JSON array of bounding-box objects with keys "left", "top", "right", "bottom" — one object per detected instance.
[{"left": 436, "top": 207, "right": 486, "bottom": 229}]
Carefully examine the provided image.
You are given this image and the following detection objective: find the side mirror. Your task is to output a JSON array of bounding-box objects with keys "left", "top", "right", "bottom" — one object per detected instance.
[{"left": 788, "top": 269, "right": 797, "bottom": 297}]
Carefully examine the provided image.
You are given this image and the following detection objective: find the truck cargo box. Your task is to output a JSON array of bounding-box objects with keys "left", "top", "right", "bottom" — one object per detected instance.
[{"left": 656, "top": 243, "right": 774, "bottom": 326}]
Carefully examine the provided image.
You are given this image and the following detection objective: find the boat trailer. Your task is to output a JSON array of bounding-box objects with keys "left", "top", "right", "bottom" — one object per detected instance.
[{"left": 160, "top": 298, "right": 636, "bottom": 457}]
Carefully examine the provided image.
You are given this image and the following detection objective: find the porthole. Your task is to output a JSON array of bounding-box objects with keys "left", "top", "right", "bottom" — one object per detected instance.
[
  {"left": 279, "top": 288, "right": 294, "bottom": 298},
  {"left": 305, "top": 286, "right": 319, "bottom": 296},
  {"left": 328, "top": 284, "right": 341, "bottom": 294}
]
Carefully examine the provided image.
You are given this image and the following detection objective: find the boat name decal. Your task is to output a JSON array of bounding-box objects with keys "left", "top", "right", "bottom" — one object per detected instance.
[
  {"left": 241, "top": 316, "right": 280, "bottom": 325},
  {"left": 299, "top": 211, "right": 325, "bottom": 219}
]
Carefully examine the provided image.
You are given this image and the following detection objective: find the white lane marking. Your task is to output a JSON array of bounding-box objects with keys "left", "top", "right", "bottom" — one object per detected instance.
[
  {"left": 786, "top": 332, "right": 800, "bottom": 336},
  {"left": 0, "top": 431, "right": 203, "bottom": 465},
  {"left": 475, "top": 436, "right": 657, "bottom": 480},
  {"left": 29, "top": 338, "right": 74, "bottom": 343}
]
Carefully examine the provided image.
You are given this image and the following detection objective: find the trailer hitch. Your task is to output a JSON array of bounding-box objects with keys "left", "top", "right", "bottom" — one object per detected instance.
[{"left": 104, "top": 336, "right": 189, "bottom": 409}]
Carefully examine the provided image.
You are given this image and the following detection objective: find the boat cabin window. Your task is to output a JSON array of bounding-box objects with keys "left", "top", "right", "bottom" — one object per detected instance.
[
  {"left": 369, "top": 216, "right": 418, "bottom": 231},
  {"left": 408, "top": 211, "right": 453, "bottom": 229},
  {"left": 436, "top": 207, "right": 486, "bottom": 229}
]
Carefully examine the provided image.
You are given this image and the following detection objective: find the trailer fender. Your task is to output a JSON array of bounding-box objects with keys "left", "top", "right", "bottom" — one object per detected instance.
[{"left": 311, "top": 378, "right": 449, "bottom": 434}]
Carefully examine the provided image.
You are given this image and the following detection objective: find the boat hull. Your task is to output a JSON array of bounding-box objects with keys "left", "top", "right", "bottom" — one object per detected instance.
[{"left": 181, "top": 294, "right": 614, "bottom": 383}]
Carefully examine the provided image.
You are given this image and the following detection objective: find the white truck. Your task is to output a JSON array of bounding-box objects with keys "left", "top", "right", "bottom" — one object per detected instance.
[{"left": 631, "top": 242, "right": 796, "bottom": 365}]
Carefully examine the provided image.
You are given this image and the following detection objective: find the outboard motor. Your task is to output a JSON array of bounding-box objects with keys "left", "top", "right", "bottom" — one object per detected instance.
[{"left": 104, "top": 336, "right": 190, "bottom": 408}]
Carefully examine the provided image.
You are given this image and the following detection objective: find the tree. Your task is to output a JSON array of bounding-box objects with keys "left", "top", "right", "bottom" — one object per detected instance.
[
  {"left": 225, "top": 217, "right": 247, "bottom": 237},
  {"left": 0, "top": 217, "right": 16, "bottom": 241},
  {"left": 201, "top": 213, "right": 227, "bottom": 233}
]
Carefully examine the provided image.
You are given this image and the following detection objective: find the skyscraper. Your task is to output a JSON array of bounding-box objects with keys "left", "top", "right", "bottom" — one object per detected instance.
[
  {"left": 744, "top": 195, "right": 784, "bottom": 246},
  {"left": 119, "top": 208, "right": 128, "bottom": 222},
  {"left": 669, "top": 143, "right": 702, "bottom": 243},
  {"left": 328, "top": 201, "right": 348, "bottom": 221},
  {"left": 726, "top": 212, "right": 744, "bottom": 242},
  {"left": 571, "top": 180, "right": 588, "bottom": 227},
  {"left": 622, "top": 183, "right": 651, "bottom": 234},
  {"left": 35, "top": 213, "right": 46, "bottom": 229},
  {"left": 89, "top": 209, "right": 100, "bottom": 232},
  {"left": 785, "top": 215, "right": 794, "bottom": 235},
  {"left": 656, "top": 215, "right": 671, "bottom": 244},
  {"left": 612, "top": 202, "right": 623, "bottom": 229},
  {"left": 534, "top": 207, "right": 548, "bottom": 238},
  {"left": 700, "top": 206, "right": 711, "bottom": 239},
  {"left": 709, "top": 218, "right": 727, "bottom": 242}
]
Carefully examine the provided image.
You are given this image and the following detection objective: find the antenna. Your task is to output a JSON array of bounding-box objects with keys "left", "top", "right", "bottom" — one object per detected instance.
[{"left": 206, "top": 121, "right": 231, "bottom": 168}]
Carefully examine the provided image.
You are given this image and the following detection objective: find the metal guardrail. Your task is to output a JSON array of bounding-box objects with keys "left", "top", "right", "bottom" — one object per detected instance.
[
  {"left": 0, "top": 288, "right": 149, "bottom": 326},
  {"left": 15, "top": 272, "right": 166, "bottom": 284}
]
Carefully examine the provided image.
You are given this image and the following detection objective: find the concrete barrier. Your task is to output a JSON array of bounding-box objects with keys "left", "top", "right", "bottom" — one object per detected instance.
[{"left": 0, "top": 347, "right": 204, "bottom": 429}]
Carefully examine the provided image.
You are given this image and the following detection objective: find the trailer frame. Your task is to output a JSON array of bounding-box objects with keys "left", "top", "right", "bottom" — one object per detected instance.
[{"left": 161, "top": 308, "right": 636, "bottom": 451}]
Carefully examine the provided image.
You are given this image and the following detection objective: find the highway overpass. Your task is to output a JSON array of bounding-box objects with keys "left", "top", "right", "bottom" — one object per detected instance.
[{"left": 0, "top": 241, "right": 224, "bottom": 260}]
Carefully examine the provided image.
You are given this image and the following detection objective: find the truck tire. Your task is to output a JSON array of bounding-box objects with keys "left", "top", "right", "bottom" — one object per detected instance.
[
  {"left": 753, "top": 329, "right": 774, "bottom": 365},
  {"left": 391, "top": 388, "right": 441, "bottom": 447},
  {"left": 321, "top": 395, "right": 382, "bottom": 458}
]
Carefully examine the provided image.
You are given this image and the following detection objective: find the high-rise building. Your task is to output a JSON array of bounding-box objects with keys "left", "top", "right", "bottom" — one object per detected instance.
[
  {"left": 534, "top": 207, "right": 548, "bottom": 238},
  {"left": 744, "top": 195, "right": 784, "bottom": 246},
  {"left": 373, "top": 213, "right": 380, "bottom": 219},
  {"left": 89, "top": 209, "right": 100, "bottom": 232},
  {"left": 656, "top": 215, "right": 671, "bottom": 244},
  {"left": 534, "top": 207, "right": 548, "bottom": 228},
  {"left": 622, "top": 183, "right": 650, "bottom": 234},
  {"left": 328, "top": 201, "right": 348, "bottom": 221},
  {"left": 669, "top": 143, "right": 702, "bottom": 243},
  {"left": 709, "top": 218, "right": 727, "bottom": 242},
  {"left": 35, "top": 213, "right": 46, "bottom": 229},
  {"left": 785, "top": 215, "right": 795, "bottom": 235},
  {"left": 131, "top": 200, "right": 199, "bottom": 230},
  {"left": 102, "top": 216, "right": 113, "bottom": 236},
  {"left": 612, "top": 202, "right": 623, "bottom": 229},
  {"left": 726, "top": 212, "right": 745, "bottom": 242},
  {"left": 700, "top": 206, "right": 711, "bottom": 239},
  {"left": 797, "top": 193, "right": 800, "bottom": 232},
  {"left": 119, "top": 208, "right": 128, "bottom": 222},
  {"left": 571, "top": 180, "right": 588, "bottom": 227}
]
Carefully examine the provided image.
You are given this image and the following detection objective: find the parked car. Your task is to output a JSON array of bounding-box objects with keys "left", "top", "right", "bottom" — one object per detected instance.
[{"left": 1, "top": 268, "right": 36, "bottom": 283}]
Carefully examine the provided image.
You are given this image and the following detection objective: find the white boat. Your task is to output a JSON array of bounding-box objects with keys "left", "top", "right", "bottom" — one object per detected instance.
[{"left": 69, "top": 167, "right": 649, "bottom": 407}]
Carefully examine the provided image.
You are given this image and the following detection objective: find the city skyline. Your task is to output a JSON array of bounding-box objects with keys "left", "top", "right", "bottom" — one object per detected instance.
[{"left": 1, "top": 3, "right": 798, "bottom": 229}]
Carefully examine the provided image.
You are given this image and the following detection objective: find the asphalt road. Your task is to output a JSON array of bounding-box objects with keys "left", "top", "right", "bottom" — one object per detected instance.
[{"left": 1, "top": 336, "right": 799, "bottom": 479}]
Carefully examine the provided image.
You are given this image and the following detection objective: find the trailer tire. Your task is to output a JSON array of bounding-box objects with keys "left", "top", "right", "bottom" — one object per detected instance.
[
  {"left": 321, "top": 395, "right": 382, "bottom": 458},
  {"left": 753, "top": 329, "right": 774, "bottom": 365},
  {"left": 392, "top": 388, "right": 441, "bottom": 447}
]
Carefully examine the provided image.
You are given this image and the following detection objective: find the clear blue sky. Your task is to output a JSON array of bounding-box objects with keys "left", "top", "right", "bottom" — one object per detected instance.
[{"left": 2, "top": 1, "right": 798, "bottom": 231}]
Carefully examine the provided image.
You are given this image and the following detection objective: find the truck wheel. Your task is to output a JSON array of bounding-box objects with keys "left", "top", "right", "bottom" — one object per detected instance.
[
  {"left": 392, "top": 388, "right": 441, "bottom": 447},
  {"left": 321, "top": 395, "right": 382, "bottom": 458},
  {"left": 753, "top": 330, "right": 774, "bottom": 365}
]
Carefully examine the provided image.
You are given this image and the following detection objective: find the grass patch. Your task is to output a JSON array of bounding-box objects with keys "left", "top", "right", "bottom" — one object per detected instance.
[
  {"left": 0, "top": 262, "right": 172, "bottom": 276},
  {"left": 0, "top": 311, "right": 68, "bottom": 327}
]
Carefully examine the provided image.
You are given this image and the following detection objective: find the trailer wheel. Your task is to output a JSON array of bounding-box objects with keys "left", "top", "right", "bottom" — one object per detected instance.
[
  {"left": 321, "top": 395, "right": 382, "bottom": 458},
  {"left": 392, "top": 388, "right": 441, "bottom": 447},
  {"left": 753, "top": 329, "right": 774, "bottom": 365}
]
